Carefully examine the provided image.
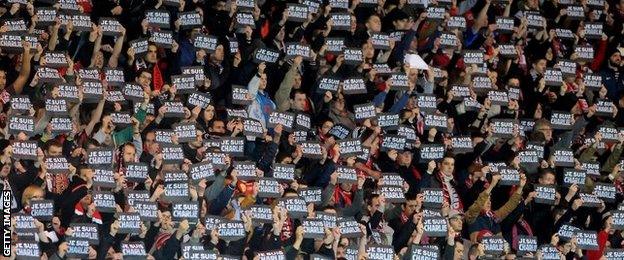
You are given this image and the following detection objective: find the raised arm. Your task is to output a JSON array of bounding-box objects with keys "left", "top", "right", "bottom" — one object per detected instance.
[
  {"left": 107, "top": 26, "right": 126, "bottom": 68},
  {"left": 12, "top": 42, "right": 33, "bottom": 95}
]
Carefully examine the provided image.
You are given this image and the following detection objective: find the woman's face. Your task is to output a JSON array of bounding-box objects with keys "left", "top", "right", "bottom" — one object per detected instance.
[
  {"left": 320, "top": 121, "right": 333, "bottom": 136},
  {"left": 203, "top": 105, "right": 215, "bottom": 121}
]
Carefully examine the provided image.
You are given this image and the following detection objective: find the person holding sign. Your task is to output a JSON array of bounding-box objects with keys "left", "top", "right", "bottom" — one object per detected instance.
[{"left": 247, "top": 62, "right": 275, "bottom": 131}]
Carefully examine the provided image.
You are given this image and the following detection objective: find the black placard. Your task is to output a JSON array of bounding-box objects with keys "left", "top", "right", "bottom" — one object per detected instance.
[
  {"left": 381, "top": 135, "right": 406, "bottom": 151},
  {"left": 550, "top": 111, "right": 574, "bottom": 130},
  {"left": 151, "top": 30, "right": 174, "bottom": 48},
  {"left": 353, "top": 103, "right": 376, "bottom": 121},
  {"left": 257, "top": 178, "right": 281, "bottom": 198},
  {"left": 243, "top": 118, "right": 264, "bottom": 137},
  {"left": 410, "top": 245, "right": 438, "bottom": 260},
  {"left": 343, "top": 48, "right": 363, "bottom": 65},
  {"left": 172, "top": 201, "right": 200, "bottom": 221},
  {"left": 43, "top": 52, "right": 68, "bottom": 69},
  {"left": 447, "top": 16, "right": 466, "bottom": 30},
  {"left": 93, "top": 168, "right": 116, "bottom": 188},
  {"left": 173, "top": 122, "right": 197, "bottom": 143},
  {"left": 544, "top": 68, "right": 563, "bottom": 86},
  {"left": 253, "top": 47, "right": 280, "bottom": 63},
  {"left": 45, "top": 156, "right": 70, "bottom": 174},
  {"left": 330, "top": 13, "right": 352, "bottom": 31},
  {"left": 122, "top": 242, "right": 147, "bottom": 259},
  {"left": 370, "top": 33, "right": 390, "bottom": 50},
  {"left": 287, "top": 3, "right": 309, "bottom": 22},
  {"left": 337, "top": 138, "right": 363, "bottom": 158},
  {"left": 123, "top": 83, "right": 145, "bottom": 102},
  {"left": 187, "top": 91, "right": 211, "bottom": 109},
  {"left": 451, "top": 136, "right": 473, "bottom": 153},
  {"left": 12, "top": 141, "right": 37, "bottom": 160},
  {"left": 30, "top": 200, "right": 54, "bottom": 221},
  {"left": 575, "top": 45, "right": 594, "bottom": 61},
  {"left": 439, "top": 32, "right": 458, "bottom": 49},
  {"left": 367, "top": 245, "right": 394, "bottom": 260},
  {"left": 390, "top": 73, "right": 410, "bottom": 90},
  {"left": 272, "top": 163, "right": 295, "bottom": 181},
  {"left": 498, "top": 167, "right": 520, "bottom": 186},
  {"left": 526, "top": 12, "right": 545, "bottom": 28},
  {"left": 268, "top": 111, "right": 295, "bottom": 131},
  {"left": 163, "top": 101, "right": 186, "bottom": 118},
  {"left": 165, "top": 181, "right": 190, "bottom": 202},
  {"left": 534, "top": 185, "right": 556, "bottom": 205},
  {"left": 426, "top": 6, "right": 445, "bottom": 20},
  {"left": 146, "top": 9, "right": 170, "bottom": 28},
  {"left": 377, "top": 113, "right": 399, "bottom": 129},
  {"left": 286, "top": 43, "right": 311, "bottom": 60},
  {"left": 99, "top": 18, "right": 122, "bottom": 36},
  {"left": 518, "top": 149, "right": 540, "bottom": 167},
  {"left": 66, "top": 238, "right": 90, "bottom": 258},
  {"left": 277, "top": 197, "right": 308, "bottom": 219},
  {"left": 300, "top": 141, "right": 323, "bottom": 159},
  {"left": 487, "top": 90, "right": 509, "bottom": 106},
  {"left": 134, "top": 201, "right": 158, "bottom": 221},
  {"left": 82, "top": 80, "right": 104, "bottom": 100},
  {"left": 397, "top": 126, "right": 417, "bottom": 142},
  {"left": 126, "top": 191, "right": 149, "bottom": 207},
  {"left": 329, "top": 124, "right": 351, "bottom": 139},
  {"left": 193, "top": 34, "right": 218, "bottom": 53},
  {"left": 605, "top": 249, "right": 624, "bottom": 259},
  {"left": 125, "top": 163, "right": 148, "bottom": 182},
  {"left": 87, "top": 148, "right": 114, "bottom": 166},
  {"left": 232, "top": 161, "right": 257, "bottom": 181},
  {"left": 35, "top": 7, "right": 57, "bottom": 26},
  {"left": 496, "top": 17, "right": 514, "bottom": 32},
  {"left": 338, "top": 218, "right": 363, "bottom": 238},
  {"left": 575, "top": 230, "right": 599, "bottom": 250},
  {"left": 204, "top": 215, "right": 223, "bottom": 230},
  {"left": 235, "top": 12, "right": 256, "bottom": 28},
  {"left": 189, "top": 161, "right": 214, "bottom": 181},
  {"left": 325, "top": 37, "right": 345, "bottom": 54},
  {"left": 248, "top": 205, "right": 273, "bottom": 224},
  {"left": 204, "top": 152, "right": 227, "bottom": 170},
  {"left": 161, "top": 144, "right": 185, "bottom": 164},
  {"left": 482, "top": 236, "right": 506, "bottom": 255},
  {"left": 220, "top": 137, "right": 245, "bottom": 156},
  {"left": 118, "top": 212, "right": 141, "bottom": 234},
  {"left": 381, "top": 186, "right": 406, "bottom": 203},
  {"left": 179, "top": 11, "right": 202, "bottom": 29},
  {"left": 182, "top": 66, "right": 206, "bottom": 85},
  {"left": 593, "top": 183, "right": 616, "bottom": 202},
  {"left": 416, "top": 94, "right": 437, "bottom": 113},
  {"left": 557, "top": 59, "right": 577, "bottom": 77},
  {"left": 302, "top": 219, "right": 325, "bottom": 239},
  {"left": 420, "top": 144, "right": 445, "bottom": 162},
  {"left": 463, "top": 50, "right": 484, "bottom": 65},
  {"left": 424, "top": 114, "right": 448, "bottom": 130},
  {"left": 553, "top": 149, "right": 575, "bottom": 167},
  {"left": 584, "top": 22, "right": 603, "bottom": 39},
  {"left": 299, "top": 187, "right": 322, "bottom": 205},
  {"left": 70, "top": 223, "right": 99, "bottom": 245},
  {"left": 422, "top": 188, "right": 444, "bottom": 208},
  {"left": 336, "top": 166, "right": 358, "bottom": 184},
  {"left": 556, "top": 28, "right": 575, "bottom": 40},
  {"left": 171, "top": 74, "right": 196, "bottom": 94},
  {"left": 218, "top": 220, "right": 246, "bottom": 240},
  {"left": 584, "top": 73, "right": 602, "bottom": 90},
  {"left": 232, "top": 85, "right": 251, "bottom": 105},
  {"left": 373, "top": 63, "right": 392, "bottom": 75},
  {"left": 563, "top": 169, "right": 586, "bottom": 187},
  {"left": 423, "top": 217, "right": 447, "bottom": 237},
  {"left": 517, "top": 236, "right": 537, "bottom": 255},
  {"left": 129, "top": 38, "right": 149, "bottom": 56},
  {"left": 342, "top": 78, "right": 367, "bottom": 95},
  {"left": 317, "top": 77, "right": 340, "bottom": 93},
  {"left": 37, "top": 67, "right": 63, "bottom": 84},
  {"left": 93, "top": 191, "right": 116, "bottom": 212}
]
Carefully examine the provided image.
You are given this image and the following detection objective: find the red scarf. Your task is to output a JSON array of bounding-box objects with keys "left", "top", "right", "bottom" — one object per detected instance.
[
  {"left": 333, "top": 186, "right": 353, "bottom": 207},
  {"left": 512, "top": 218, "right": 533, "bottom": 250},
  {"left": 152, "top": 63, "right": 164, "bottom": 92},
  {"left": 438, "top": 172, "right": 464, "bottom": 213}
]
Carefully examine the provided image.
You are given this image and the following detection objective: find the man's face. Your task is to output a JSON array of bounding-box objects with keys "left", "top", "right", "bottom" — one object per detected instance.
[
  {"left": 533, "top": 59, "right": 546, "bottom": 74},
  {"left": 122, "top": 145, "right": 136, "bottom": 162},
  {"left": 368, "top": 197, "right": 381, "bottom": 213},
  {"left": 398, "top": 151, "right": 412, "bottom": 166},
  {"left": 536, "top": 123, "right": 553, "bottom": 142},
  {"left": 80, "top": 168, "right": 94, "bottom": 180},
  {"left": 213, "top": 45, "right": 225, "bottom": 62},
  {"left": 293, "top": 74, "right": 302, "bottom": 89},
  {"left": 441, "top": 158, "right": 455, "bottom": 176},
  {"left": 454, "top": 242, "right": 464, "bottom": 260},
  {"left": 539, "top": 173, "right": 556, "bottom": 185},
  {"left": 214, "top": 1, "right": 227, "bottom": 11},
  {"left": 366, "top": 16, "right": 381, "bottom": 32},
  {"left": 210, "top": 121, "right": 226, "bottom": 134},
  {"left": 320, "top": 121, "right": 333, "bottom": 136},
  {"left": 507, "top": 78, "right": 520, "bottom": 88},
  {"left": 292, "top": 93, "right": 307, "bottom": 111},
  {"left": 449, "top": 217, "right": 462, "bottom": 232},
  {"left": 259, "top": 74, "right": 267, "bottom": 90},
  {"left": 145, "top": 132, "right": 159, "bottom": 154},
  {"left": 610, "top": 52, "right": 622, "bottom": 66},
  {"left": 393, "top": 18, "right": 409, "bottom": 30},
  {"left": 403, "top": 199, "right": 419, "bottom": 215},
  {"left": 137, "top": 71, "right": 152, "bottom": 88},
  {"left": 146, "top": 45, "right": 158, "bottom": 64},
  {"left": 47, "top": 145, "right": 63, "bottom": 157}
]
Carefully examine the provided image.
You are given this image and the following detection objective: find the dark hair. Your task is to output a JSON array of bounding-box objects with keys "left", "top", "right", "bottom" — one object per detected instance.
[{"left": 289, "top": 89, "right": 306, "bottom": 100}]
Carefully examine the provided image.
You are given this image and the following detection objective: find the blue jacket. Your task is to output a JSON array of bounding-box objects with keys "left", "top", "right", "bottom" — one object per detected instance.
[
  {"left": 247, "top": 75, "right": 276, "bottom": 130},
  {"left": 601, "top": 67, "right": 624, "bottom": 102}
]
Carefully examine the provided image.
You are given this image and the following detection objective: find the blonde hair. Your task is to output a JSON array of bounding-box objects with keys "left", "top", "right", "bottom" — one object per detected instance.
[{"left": 22, "top": 185, "right": 44, "bottom": 207}]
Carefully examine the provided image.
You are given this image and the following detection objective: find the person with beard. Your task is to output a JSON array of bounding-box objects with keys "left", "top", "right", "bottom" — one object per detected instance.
[{"left": 601, "top": 48, "right": 624, "bottom": 102}]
